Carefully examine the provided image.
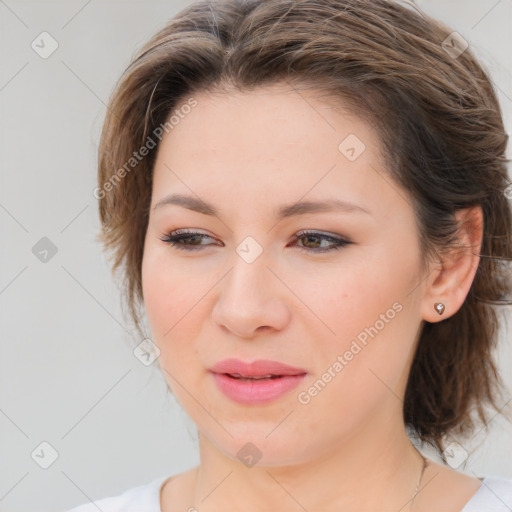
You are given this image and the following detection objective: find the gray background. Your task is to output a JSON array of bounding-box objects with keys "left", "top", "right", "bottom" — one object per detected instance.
[{"left": 0, "top": 1, "right": 511, "bottom": 511}]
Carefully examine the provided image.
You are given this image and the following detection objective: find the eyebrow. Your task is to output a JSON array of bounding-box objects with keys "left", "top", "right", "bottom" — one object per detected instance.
[{"left": 152, "top": 193, "right": 371, "bottom": 220}]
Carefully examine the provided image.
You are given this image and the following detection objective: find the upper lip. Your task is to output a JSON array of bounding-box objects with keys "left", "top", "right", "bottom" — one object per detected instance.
[{"left": 210, "top": 358, "right": 307, "bottom": 377}]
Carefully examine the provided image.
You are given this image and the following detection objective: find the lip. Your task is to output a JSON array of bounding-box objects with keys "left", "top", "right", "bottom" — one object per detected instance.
[
  {"left": 210, "top": 358, "right": 307, "bottom": 405},
  {"left": 210, "top": 358, "right": 307, "bottom": 377}
]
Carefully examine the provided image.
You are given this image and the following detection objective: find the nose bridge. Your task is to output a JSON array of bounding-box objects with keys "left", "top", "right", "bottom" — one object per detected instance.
[
  {"left": 224, "top": 231, "right": 272, "bottom": 297},
  {"left": 212, "top": 244, "right": 289, "bottom": 337},
  {"left": 223, "top": 247, "right": 272, "bottom": 310}
]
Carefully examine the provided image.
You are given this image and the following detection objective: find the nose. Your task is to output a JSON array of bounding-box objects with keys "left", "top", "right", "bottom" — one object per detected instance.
[{"left": 211, "top": 256, "right": 291, "bottom": 339}]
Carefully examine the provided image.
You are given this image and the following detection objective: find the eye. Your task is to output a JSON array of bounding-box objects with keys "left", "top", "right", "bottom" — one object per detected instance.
[
  {"left": 290, "top": 230, "right": 352, "bottom": 253},
  {"left": 159, "top": 229, "right": 352, "bottom": 253},
  {"left": 159, "top": 229, "right": 217, "bottom": 251}
]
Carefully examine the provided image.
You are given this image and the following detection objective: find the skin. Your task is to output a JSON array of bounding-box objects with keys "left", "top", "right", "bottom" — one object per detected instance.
[{"left": 141, "top": 82, "right": 484, "bottom": 512}]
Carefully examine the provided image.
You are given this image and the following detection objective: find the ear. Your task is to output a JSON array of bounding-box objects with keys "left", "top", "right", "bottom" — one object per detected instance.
[{"left": 421, "top": 205, "right": 483, "bottom": 323}]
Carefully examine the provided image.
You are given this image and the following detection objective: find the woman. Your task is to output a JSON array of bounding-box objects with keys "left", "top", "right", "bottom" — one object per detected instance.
[{"left": 69, "top": 0, "right": 512, "bottom": 510}]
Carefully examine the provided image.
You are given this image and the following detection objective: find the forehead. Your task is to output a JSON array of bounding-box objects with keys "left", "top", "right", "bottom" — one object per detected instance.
[
  {"left": 149, "top": 83, "right": 407, "bottom": 224},
  {"left": 169, "top": 82, "right": 366, "bottom": 147},
  {"left": 154, "top": 84, "right": 376, "bottom": 174}
]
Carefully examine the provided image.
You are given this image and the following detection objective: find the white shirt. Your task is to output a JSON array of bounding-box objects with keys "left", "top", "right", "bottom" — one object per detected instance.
[{"left": 65, "top": 475, "right": 512, "bottom": 512}]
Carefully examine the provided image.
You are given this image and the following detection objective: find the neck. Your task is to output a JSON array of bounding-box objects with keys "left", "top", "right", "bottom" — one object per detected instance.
[{"left": 191, "top": 419, "right": 425, "bottom": 512}]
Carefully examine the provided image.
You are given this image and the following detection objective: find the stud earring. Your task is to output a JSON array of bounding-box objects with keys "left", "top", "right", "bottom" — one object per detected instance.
[{"left": 434, "top": 303, "right": 445, "bottom": 315}]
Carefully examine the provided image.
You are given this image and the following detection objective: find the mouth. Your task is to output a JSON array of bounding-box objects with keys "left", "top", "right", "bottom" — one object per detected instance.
[
  {"left": 210, "top": 358, "right": 307, "bottom": 377},
  {"left": 223, "top": 373, "right": 290, "bottom": 381},
  {"left": 209, "top": 359, "right": 307, "bottom": 404}
]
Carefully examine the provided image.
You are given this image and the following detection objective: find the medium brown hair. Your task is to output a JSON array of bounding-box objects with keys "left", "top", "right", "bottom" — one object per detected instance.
[{"left": 96, "top": 0, "right": 512, "bottom": 455}]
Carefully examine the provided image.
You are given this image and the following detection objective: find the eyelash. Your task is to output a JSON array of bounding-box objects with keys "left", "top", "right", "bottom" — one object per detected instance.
[{"left": 158, "top": 229, "right": 352, "bottom": 254}]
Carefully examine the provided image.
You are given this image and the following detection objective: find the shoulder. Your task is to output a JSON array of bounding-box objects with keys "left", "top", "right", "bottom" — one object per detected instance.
[
  {"left": 64, "top": 475, "right": 170, "bottom": 512},
  {"left": 461, "top": 477, "right": 512, "bottom": 512}
]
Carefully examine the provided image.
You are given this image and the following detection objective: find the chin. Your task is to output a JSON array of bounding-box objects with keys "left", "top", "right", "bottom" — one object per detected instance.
[{"left": 202, "top": 424, "right": 318, "bottom": 469}]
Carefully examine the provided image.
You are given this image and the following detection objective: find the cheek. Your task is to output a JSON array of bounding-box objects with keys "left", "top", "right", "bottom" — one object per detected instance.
[
  {"left": 142, "top": 249, "right": 170, "bottom": 337},
  {"left": 141, "top": 245, "right": 211, "bottom": 375},
  {"left": 292, "top": 246, "right": 420, "bottom": 395},
  {"left": 141, "top": 246, "right": 192, "bottom": 347},
  {"left": 285, "top": 254, "right": 406, "bottom": 344}
]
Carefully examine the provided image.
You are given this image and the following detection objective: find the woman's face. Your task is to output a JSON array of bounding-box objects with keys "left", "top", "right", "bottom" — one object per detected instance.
[{"left": 141, "top": 83, "right": 428, "bottom": 466}]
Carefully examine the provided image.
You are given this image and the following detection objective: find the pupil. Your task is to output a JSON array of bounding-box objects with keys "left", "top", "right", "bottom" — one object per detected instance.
[{"left": 304, "top": 235, "right": 319, "bottom": 248}]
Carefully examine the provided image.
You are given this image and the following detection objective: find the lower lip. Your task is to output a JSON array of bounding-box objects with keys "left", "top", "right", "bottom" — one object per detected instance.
[{"left": 211, "top": 372, "right": 306, "bottom": 405}]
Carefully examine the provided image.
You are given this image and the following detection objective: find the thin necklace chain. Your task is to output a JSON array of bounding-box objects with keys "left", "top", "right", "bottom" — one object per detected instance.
[
  {"left": 188, "top": 454, "right": 430, "bottom": 510},
  {"left": 409, "top": 454, "right": 429, "bottom": 509}
]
